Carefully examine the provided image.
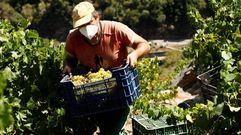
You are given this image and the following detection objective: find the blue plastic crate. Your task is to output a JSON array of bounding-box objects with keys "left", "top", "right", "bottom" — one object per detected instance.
[
  {"left": 60, "top": 64, "right": 141, "bottom": 116},
  {"left": 112, "top": 65, "right": 141, "bottom": 105}
]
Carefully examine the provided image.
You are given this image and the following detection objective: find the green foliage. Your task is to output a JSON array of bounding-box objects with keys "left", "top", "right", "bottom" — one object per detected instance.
[
  {"left": 0, "top": 19, "right": 68, "bottom": 134},
  {"left": 134, "top": 58, "right": 178, "bottom": 119},
  {"left": 0, "top": 2, "right": 25, "bottom": 26},
  {"left": 6, "top": 0, "right": 73, "bottom": 41},
  {"left": 97, "top": 0, "right": 195, "bottom": 37},
  {"left": 0, "top": 70, "right": 14, "bottom": 134},
  {"left": 2, "top": 0, "right": 201, "bottom": 40},
  {"left": 97, "top": 0, "right": 166, "bottom": 25},
  {"left": 183, "top": 0, "right": 241, "bottom": 134},
  {"left": 133, "top": 54, "right": 190, "bottom": 119},
  {"left": 134, "top": 1, "right": 241, "bottom": 131},
  {"left": 136, "top": 57, "right": 178, "bottom": 94}
]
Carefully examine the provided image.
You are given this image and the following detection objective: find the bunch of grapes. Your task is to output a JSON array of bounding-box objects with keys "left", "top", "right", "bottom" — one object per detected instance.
[
  {"left": 69, "top": 75, "right": 87, "bottom": 86},
  {"left": 69, "top": 68, "right": 112, "bottom": 86},
  {"left": 87, "top": 68, "right": 112, "bottom": 82}
]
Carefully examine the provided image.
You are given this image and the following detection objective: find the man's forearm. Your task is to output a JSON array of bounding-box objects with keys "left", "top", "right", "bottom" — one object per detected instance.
[
  {"left": 64, "top": 56, "right": 78, "bottom": 67},
  {"left": 63, "top": 55, "right": 78, "bottom": 74},
  {"left": 134, "top": 42, "right": 150, "bottom": 59}
]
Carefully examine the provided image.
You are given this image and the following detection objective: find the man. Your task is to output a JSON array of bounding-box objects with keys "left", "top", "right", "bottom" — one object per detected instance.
[{"left": 64, "top": 1, "right": 150, "bottom": 135}]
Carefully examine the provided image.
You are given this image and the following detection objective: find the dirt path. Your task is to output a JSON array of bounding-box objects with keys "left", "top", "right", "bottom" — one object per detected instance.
[{"left": 149, "top": 39, "right": 192, "bottom": 51}]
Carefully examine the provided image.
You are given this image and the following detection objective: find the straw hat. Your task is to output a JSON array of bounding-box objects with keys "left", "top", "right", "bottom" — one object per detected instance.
[{"left": 72, "top": 1, "right": 95, "bottom": 28}]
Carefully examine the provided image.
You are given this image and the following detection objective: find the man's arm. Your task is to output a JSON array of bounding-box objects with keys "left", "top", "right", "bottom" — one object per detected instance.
[
  {"left": 127, "top": 34, "right": 150, "bottom": 68},
  {"left": 63, "top": 52, "right": 78, "bottom": 75},
  {"left": 64, "top": 31, "right": 78, "bottom": 75}
]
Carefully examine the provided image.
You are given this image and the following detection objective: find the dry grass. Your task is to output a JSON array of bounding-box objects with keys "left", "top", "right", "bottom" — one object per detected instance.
[{"left": 159, "top": 50, "right": 184, "bottom": 81}]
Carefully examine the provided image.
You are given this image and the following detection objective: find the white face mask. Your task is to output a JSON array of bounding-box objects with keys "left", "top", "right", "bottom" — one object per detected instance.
[{"left": 79, "top": 24, "right": 98, "bottom": 40}]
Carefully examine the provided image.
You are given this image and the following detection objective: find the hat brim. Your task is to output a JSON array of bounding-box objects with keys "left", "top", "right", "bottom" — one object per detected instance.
[{"left": 73, "top": 13, "right": 92, "bottom": 28}]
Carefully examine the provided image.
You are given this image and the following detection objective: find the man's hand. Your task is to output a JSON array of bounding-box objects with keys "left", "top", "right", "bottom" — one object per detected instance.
[
  {"left": 63, "top": 64, "right": 73, "bottom": 75},
  {"left": 126, "top": 51, "right": 138, "bottom": 68}
]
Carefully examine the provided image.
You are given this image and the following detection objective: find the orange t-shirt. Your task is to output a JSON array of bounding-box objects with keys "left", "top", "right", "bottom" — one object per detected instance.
[{"left": 65, "top": 20, "right": 135, "bottom": 68}]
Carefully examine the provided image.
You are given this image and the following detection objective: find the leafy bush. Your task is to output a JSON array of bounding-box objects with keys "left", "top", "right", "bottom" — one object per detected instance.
[
  {"left": 183, "top": 0, "right": 241, "bottom": 134},
  {"left": 134, "top": 52, "right": 190, "bottom": 119},
  {"left": 0, "top": 70, "right": 14, "bottom": 134},
  {"left": 134, "top": 1, "right": 241, "bottom": 134},
  {"left": 4, "top": 0, "right": 206, "bottom": 40},
  {"left": 0, "top": 19, "right": 68, "bottom": 134}
]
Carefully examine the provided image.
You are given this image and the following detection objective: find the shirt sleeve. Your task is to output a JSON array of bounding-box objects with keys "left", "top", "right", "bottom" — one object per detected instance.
[
  {"left": 65, "top": 32, "right": 75, "bottom": 57},
  {"left": 115, "top": 22, "right": 136, "bottom": 47}
]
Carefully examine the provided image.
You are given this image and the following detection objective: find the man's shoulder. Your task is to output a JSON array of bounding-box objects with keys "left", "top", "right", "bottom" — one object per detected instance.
[
  {"left": 69, "top": 28, "right": 78, "bottom": 33},
  {"left": 68, "top": 28, "right": 80, "bottom": 39},
  {"left": 68, "top": 28, "right": 79, "bottom": 36},
  {"left": 101, "top": 20, "right": 129, "bottom": 32},
  {"left": 101, "top": 20, "right": 124, "bottom": 26}
]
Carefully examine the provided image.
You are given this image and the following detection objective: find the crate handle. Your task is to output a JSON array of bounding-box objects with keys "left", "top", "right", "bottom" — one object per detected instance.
[{"left": 60, "top": 75, "right": 70, "bottom": 83}]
